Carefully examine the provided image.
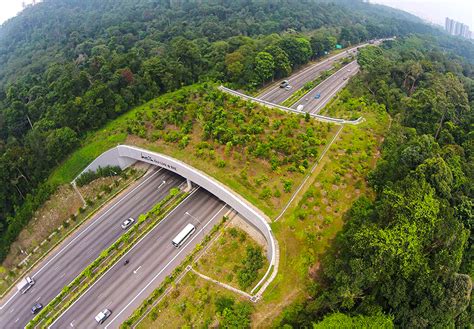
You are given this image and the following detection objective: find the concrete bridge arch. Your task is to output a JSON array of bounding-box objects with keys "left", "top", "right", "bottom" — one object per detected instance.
[{"left": 74, "top": 144, "right": 278, "bottom": 297}]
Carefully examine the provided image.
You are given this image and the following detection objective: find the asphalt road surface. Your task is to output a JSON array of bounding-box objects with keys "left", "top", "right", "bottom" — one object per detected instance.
[
  {"left": 0, "top": 168, "right": 184, "bottom": 328},
  {"left": 291, "top": 60, "right": 360, "bottom": 114},
  {"left": 257, "top": 44, "right": 365, "bottom": 104},
  {"left": 51, "top": 188, "right": 230, "bottom": 329}
]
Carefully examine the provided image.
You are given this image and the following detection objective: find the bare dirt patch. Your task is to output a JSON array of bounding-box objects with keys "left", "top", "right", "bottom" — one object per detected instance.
[{"left": 3, "top": 185, "right": 82, "bottom": 268}]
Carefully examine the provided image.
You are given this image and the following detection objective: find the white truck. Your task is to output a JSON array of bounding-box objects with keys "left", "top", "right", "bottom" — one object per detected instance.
[{"left": 17, "top": 276, "right": 35, "bottom": 294}]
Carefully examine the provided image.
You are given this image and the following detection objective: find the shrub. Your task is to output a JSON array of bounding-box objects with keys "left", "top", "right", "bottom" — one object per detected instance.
[
  {"left": 228, "top": 227, "right": 238, "bottom": 238},
  {"left": 215, "top": 296, "right": 235, "bottom": 314},
  {"left": 259, "top": 187, "right": 272, "bottom": 200},
  {"left": 237, "top": 246, "right": 264, "bottom": 290},
  {"left": 216, "top": 159, "right": 226, "bottom": 168},
  {"left": 282, "top": 179, "right": 293, "bottom": 193},
  {"left": 76, "top": 166, "right": 122, "bottom": 187}
]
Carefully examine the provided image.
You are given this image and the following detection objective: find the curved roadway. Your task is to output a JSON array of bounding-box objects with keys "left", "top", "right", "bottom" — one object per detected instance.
[
  {"left": 258, "top": 45, "right": 361, "bottom": 104},
  {"left": 291, "top": 60, "right": 360, "bottom": 114}
]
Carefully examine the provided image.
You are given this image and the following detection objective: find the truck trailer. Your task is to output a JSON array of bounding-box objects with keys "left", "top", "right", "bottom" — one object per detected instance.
[{"left": 16, "top": 276, "right": 35, "bottom": 294}]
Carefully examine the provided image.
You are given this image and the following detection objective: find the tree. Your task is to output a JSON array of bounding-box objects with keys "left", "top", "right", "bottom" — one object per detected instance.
[
  {"left": 254, "top": 51, "right": 275, "bottom": 85},
  {"left": 265, "top": 45, "right": 291, "bottom": 78},
  {"left": 278, "top": 36, "right": 312, "bottom": 67}
]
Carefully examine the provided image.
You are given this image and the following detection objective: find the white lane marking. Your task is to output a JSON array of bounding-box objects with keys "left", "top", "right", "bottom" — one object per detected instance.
[
  {"left": 31, "top": 169, "right": 162, "bottom": 278},
  {"left": 158, "top": 181, "right": 166, "bottom": 189},
  {"left": 35, "top": 296, "right": 41, "bottom": 302},
  {"left": 60, "top": 272, "right": 66, "bottom": 279},
  {"left": 310, "top": 67, "right": 359, "bottom": 114},
  {"left": 48, "top": 188, "right": 201, "bottom": 328},
  {"left": 9, "top": 308, "right": 14, "bottom": 313},
  {"left": 133, "top": 266, "right": 142, "bottom": 274},
  {"left": 105, "top": 300, "right": 113, "bottom": 308},
  {"left": 259, "top": 43, "right": 366, "bottom": 98},
  {"left": 70, "top": 320, "right": 75, "bottom": 327},
  {"left": 105, "top": 203, "right": 228, "bottom": 329},
  {"left": 14, "top": 318, "right": 19, "bottom": 323},
  {"left": 292, "top": 61, "right": 357, "bottom": 109},
  {"left": 0, "top": 291, "right": 19, "bottom": 310},
  {"left": 0, "top": 169, "right": 163, "bottom": 310}
]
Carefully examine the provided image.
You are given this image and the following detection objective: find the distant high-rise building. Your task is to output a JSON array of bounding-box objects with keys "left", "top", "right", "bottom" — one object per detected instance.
[
  {"left": 445, "top": 17, "right": 471, "bottom": 39},
  {"left": 445, "top": 17, "right": 455, "bottom": 35}
]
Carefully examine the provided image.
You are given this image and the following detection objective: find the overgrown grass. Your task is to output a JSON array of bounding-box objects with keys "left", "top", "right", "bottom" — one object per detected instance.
[
  {"left": 195, "top": 226, "right": 268, "bottom": 293},
  {"left": 136, "top": 272, "right": 247, "bottom": 329}
]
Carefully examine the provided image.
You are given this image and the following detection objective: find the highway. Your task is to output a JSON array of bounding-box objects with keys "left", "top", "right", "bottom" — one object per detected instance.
[
  {"left": 291, "top": 60, "right": 360, "bottom": 114},
  {"left": 51, "top": 188, "right": 229, "bottom": 329},
  {"left": 258, "top": 44, "right": 363, "bottom": 104},
  {"left": 0, "top": 168, "right": 184, "bottom": 328}
]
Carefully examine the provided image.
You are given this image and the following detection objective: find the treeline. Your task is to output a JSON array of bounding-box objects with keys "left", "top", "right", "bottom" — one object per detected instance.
[{"left": 279, "top": 36, "right": 474, "bottom": 328}]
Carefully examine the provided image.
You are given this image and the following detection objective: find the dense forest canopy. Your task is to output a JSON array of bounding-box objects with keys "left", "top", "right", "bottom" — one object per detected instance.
[
  {"left": 0, "top": 0, "right": 444, "bottom": 261},
  {"left": 279, "top": 36, "right": 474, "bottom": 328}
]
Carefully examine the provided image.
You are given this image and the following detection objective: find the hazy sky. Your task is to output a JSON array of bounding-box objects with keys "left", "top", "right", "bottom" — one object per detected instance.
[
  {"left": 0, "top": 0, "right": 30, "bottom": 24},
  {"left": 371, "top": 0, "right": 474, "bottom": 28},
  {"left": 0, "top": 0, "right": 473, "bottom": 29}
]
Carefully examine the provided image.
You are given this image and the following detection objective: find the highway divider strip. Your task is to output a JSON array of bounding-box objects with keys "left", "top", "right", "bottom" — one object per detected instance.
[
  {"left": 121, "top": 214, "right": 231, "bottom": 329},
  {"left": 27, "top": 188, "right": 189, "bottom": 328},
  {"left": 281, "top": 62, "right": 346, "bottom": 107},
  {"left": 0, "top": 168, "right": 145, "bottom": 302}
]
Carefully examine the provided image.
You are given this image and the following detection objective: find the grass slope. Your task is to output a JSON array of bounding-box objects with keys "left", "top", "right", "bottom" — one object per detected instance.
[{"left": 49, "top": 83, "right": 336, "bottom": 218}]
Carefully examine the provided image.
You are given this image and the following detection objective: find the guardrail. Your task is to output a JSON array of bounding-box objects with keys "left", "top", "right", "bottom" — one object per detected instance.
[{"left": 218, "top": 85, "right": 363, "bottom": 125}]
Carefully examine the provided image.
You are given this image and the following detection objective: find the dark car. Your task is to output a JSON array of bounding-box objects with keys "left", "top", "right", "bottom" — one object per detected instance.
[
  {"left": 279, "top": 80, "right": 289, "bottom": 88},
  {"left": 31, "top": 303, "right": 43, "bottom": 314}
]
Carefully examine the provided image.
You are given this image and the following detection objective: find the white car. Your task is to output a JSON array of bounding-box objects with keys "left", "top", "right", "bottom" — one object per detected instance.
[
  {"left": 121, "top": 217, "right": 135, "bottom": 229},
  {"left": 284, "top": 85, "right": 292, "bottom": 90},
  {"left": 95, "top": 309, "right": 112, "bottom": 324}
]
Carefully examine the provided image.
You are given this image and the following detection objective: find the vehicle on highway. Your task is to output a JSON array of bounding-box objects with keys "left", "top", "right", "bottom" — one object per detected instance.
[
  {"left": 284, "top": 85, "right": 292, "bottom": 90},
  {"left": 121, "top": 217, "right": 135, "bottom": 229},
  {"left": 124, "top": 259, "right": 129, "bottom": 266},
  {"left": 17, "top": 276, "right": 35, "bottom": 294},
  {"left": 172, "top": 223, "right": 195, "bottom": 247},
  {"left": 31, "top": 303, "right": 43, "bottom": 314},
  {"left": 279, "top": 80, "right": 289, "bottom": 88},
  {"left": 347, "top": 69, "right": 351, "bottom": 72},
  {"left": 296, "top": 104, "right": 305, "bottom": 111},
  {"left": 343, "top": 76, "right": 348, "bottom": 80},
  {"left": 95, "top": 309, "right": 112, "bottom": 324},
  {"left": 314, "top": 93, "right": 321, "bottom": 99}
]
